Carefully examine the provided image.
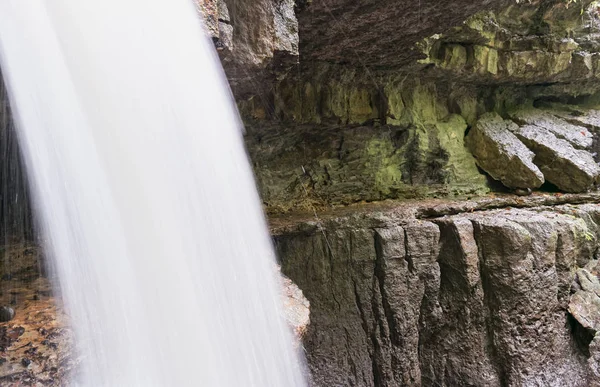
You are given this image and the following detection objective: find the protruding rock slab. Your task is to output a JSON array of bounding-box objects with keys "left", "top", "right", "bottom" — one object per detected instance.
[
  {"left": 466, "top": 114, "right": 544, "bottom": 189},
  {"left": 513, "top": 125, "right": 600, "bottom": 192},
  {"left": 565, "top": 110, "right": 600, "bottom": 131},
  {"left": 509, "top": 109, "right": 593, "bottom": 149}
]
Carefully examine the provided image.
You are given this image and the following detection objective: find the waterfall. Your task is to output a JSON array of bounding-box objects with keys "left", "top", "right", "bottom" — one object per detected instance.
[{"left": 0, "top": 1, "right": 306, "bottom": 386}]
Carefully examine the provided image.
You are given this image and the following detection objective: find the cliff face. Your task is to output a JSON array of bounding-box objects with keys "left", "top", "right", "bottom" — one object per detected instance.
[
  {"left": 205, "top": 0, "right": 600, "bottom": 385},
  {"left": 228, "top": 1, "right": 600, "bottom": 213},
  {"left": 274, "top": 198, "right": 600, "bottom": 386}
]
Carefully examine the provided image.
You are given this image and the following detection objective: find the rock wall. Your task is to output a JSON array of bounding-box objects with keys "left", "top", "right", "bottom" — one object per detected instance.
[
  {"left": 216, "top": 2, "right": 600, "bottom": 383},
  {"left": 230, "top": 1, "right": 600, "bottom": 214},
  {"left": 274, "top": 198, "right": 600, "bottom": 386}
]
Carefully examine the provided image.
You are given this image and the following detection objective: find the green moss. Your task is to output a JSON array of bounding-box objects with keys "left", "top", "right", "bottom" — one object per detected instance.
[
  {"left": 407, "top": 84, "right": 447, "bottom": 124},
  {"left": 465, "top": 12, "right": 497, "bottom": 43},
  {"left": 435, "top": 115, "right": 489, "bottom": 194},
  {"left": 386, "top": 88, "right": 406, "bottom": 125},
  {"left": 417, "top": 34, "right": 441, "bottom": 65},
  {"left": 487, "top": 48, "right": 499, "bottom": 75},
  {"left": 442, "top": 44, "right": 468, "bottom": 70},
  {"left": 324, "top": 80, "right": 349, "bottom": 123},
  {"left": 348, "top": 87, "right": 375, "bottom": 124},
  {"left": 456, "top": 94, "right": 479, "bottom": 126},
  {"left": 365, "top": 138, "right": 404, "bottom": 196}
]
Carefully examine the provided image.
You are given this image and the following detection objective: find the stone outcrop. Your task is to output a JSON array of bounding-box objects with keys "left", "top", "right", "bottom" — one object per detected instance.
[
  {"left": 247, "top": 116, "right": 488, "bottom": 213},
  {"left": 232, "top": 0, "right": 600, "bottom": 208},
  {"left": 464, "top": 109, "right": 600, "bottom": 193},
  {"left": 509, "top": 109, "right": 594, "bottom": 150},
  {"left": 466, "top": 113, "right": 544, "bottom": 190},
  {"left": 197, "top": 0, "right": 299, "bottom": 98},
  {"left": 513, "top": 124, "right": 600, "bottom": 192},
  {"left": 274, "top": 198, "right": 600, "bottom": 386},
  {"left": 420, "top": 0, "right": 600, "bottom": 85},
  {"left": 279, "top": 265, "right": 311, "bottom": 342}
]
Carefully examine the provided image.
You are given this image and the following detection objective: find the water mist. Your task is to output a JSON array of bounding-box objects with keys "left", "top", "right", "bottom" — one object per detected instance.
[{"left": 0, "top": 1, "right": 306, "bottom": 385}]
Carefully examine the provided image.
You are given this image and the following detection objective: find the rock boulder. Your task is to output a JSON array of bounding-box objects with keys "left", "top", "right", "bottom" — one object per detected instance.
[
  {"left": 513, "top": 125, "right": 600, "bottom": 193},
  {"left": 466, "top": 113, "right": 544, "bottom": 189}
]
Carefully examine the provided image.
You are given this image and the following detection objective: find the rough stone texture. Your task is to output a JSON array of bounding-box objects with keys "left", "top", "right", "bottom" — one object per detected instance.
[
  {"left": 296, "top": 0, "right": 514, "bottom": 69},
  {"left": 466, "top": 113, "right": 544, "bottom": 189},
  {"left": 513, "top": 124, "right": 600, "bottom": 192},
  {"left": 197, "top": 0, "right": 299, "bottom": 99},
  {"left": 570, "top": 263, "right": 600, "bottom": 332},
  {"left": 275, "top": 200, "right": 600, "bottom": 386},
  {"left": 568, "top": 260, "right": 600, "bottom": 385},
  {"left": 247, "top": 119, "right": 488, "bottom": 213},
  {"left": 509, "top": 109, "right": 593, "bottom": 150},
  {"left": 420, "top": 0, "right": 600, "bottom": 85}
]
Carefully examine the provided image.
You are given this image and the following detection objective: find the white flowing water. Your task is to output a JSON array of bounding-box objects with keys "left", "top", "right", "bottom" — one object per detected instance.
[{"left": 0, "top": 1, "right": 306, "bottom": 386}]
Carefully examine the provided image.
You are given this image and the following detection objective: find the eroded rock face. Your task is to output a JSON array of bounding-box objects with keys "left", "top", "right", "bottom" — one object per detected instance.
[
  {"left": 197, "top": 0, "right": 299, "bottom": 98},
  {"left": 275, "top": 200, "right": 600, "bottom": 386},
  {"left": 279, "top": 266, "right": 311, "bottom": 343},
  {"left": 247, "top": 118, "right": 488, "bottom": 213},
  {"left": 296, "top": 0, "right": 514, "bottom": 69},
  {"left": 466, "top": 113, "right": 544, "bottom": 189},
  {"left": 569, "top": 260, "right": 600, "bottom": 385},
  {"left": 513, "top": 124, "right": 600, "bottom": 192},
  {"left": 465, "top": 108, "right": 600, "bottom": 193},
  {"left": 509, "top": 109, "right": 594, "bottom": 150}
]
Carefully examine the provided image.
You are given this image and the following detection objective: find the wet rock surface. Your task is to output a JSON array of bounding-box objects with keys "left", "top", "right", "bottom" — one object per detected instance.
[
  {"left": 274, "top": 197, "right": 600, "bottom": 386},
  {"left": 513, "top": 124, "right": 600, "bottom": 192},
  {"left": 466, "top": 113, "right": 544, "bottom": 190},
  {"left": 463, "top": 108, "right": 600, "bottom": 193},
  {"left": 0, "top": 307, "right": 15, "bottom": 323},
  {"left": 197, "top": 0, "right": 299, "bottom": 98},
  {"left": 279, "top": 265, "right": 311, "bottom": 342},
  {"left": 509, "top": 109, "right": 594, "bottom": 150}
]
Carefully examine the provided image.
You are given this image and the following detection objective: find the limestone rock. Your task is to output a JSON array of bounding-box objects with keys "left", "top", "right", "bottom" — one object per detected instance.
[
  {"left": 466, "top": 113, "right": 544, "bottom": 189},
  {"left": 197, "top": 0, "right": 299, "bottom": 99},
  {"left": 512, "top": 125, "right": 600, "bottom": 193},
  {"left": 276, "top": 201, "right": 600, "bottom": 386},
  {"left": 509, "top": 109, "right": 593, "bottom": 150},
  {"left": 569, "top": 261, "right": 600, "bottom": 330},
  {"left": 246, "top": 121, "right": 489, "bottom": 213},
  {"left": 562, "top": 109, "right": 600, "bottom": 132}
]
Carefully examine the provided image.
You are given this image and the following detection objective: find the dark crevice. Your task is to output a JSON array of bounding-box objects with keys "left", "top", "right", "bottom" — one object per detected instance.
[
  {"left": 323, "top": 232, "right": 342, "bottom": 311},
  {"left": 402, "top": 228, "right": 415, "bottom": 273},
  {"left": 567, "top": 313, "right": 595, "bottom": 358}
]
